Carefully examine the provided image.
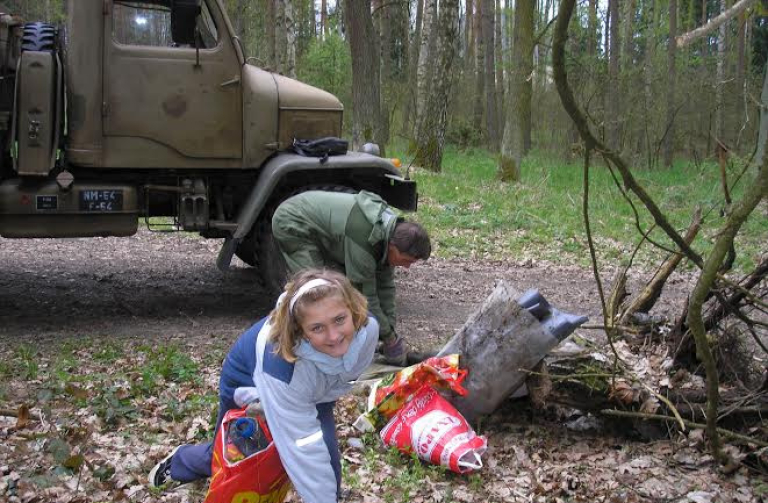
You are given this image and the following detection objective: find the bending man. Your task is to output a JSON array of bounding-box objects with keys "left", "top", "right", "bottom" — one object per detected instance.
[{"left": 271, "top": 190, "right": 431, "bottom": 365}]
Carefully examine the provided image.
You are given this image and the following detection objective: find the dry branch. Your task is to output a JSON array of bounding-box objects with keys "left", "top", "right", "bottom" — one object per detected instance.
[
  {"left": 676, "top": 0, "right": 756, "bottom": 48},
  {"left": 619, "top": 209, "right": 702, "bottom": 325}
]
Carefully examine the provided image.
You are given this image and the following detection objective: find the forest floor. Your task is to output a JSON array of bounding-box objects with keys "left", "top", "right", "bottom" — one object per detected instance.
[{"left": 0, "top": 229, "right": 765, "bottom": 502}]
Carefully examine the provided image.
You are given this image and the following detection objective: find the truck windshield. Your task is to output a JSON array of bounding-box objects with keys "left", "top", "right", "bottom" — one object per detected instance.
[{"left": 113, "top": 1, "right": 218, "bottom": 49}]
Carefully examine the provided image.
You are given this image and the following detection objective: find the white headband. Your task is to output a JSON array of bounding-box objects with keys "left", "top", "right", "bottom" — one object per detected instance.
[{"left": 289, "top": 278, "right": 333, "bottom": 313}]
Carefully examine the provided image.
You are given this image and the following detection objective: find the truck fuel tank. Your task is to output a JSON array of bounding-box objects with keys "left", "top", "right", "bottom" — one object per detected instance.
[{"left": 0, "top": 179, "right": 138, "bottom": 237}]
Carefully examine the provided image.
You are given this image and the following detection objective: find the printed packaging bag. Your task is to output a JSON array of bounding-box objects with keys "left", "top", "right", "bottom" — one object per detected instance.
[
  {"left": 380, "top": 385, "right": 487, "bottom": 474},
  {"left": 205, "top": 407, "right": 292, "bottom": 503},
  {"left": 356, "top": 354, "right": 468, "bottom": 431}
]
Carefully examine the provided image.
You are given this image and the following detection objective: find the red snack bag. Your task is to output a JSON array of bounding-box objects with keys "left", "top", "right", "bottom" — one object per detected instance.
[
  {"left": 205, "top": 408, "right": 292, "bottom": 503},
  {"left": 380, "top": 385, "right": 487, "bottom": 474},
  {"left": 365, "top": 355, "right": 468, "bottom": 430}
]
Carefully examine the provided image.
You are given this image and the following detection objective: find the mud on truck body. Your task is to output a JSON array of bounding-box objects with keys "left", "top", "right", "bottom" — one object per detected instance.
[{"left": 0, "top": 0, "right": 416, "bottom": 294}]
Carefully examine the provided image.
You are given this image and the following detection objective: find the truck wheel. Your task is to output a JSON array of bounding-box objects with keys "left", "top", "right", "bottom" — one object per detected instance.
[
  {"left": 251, "top": 184, "right": 357, "bottom": 300},
  {"left": 21, "top": 22, "right": 57, "bottom": 52}
]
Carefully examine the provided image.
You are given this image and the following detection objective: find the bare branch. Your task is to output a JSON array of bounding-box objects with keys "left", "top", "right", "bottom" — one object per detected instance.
[{"left": 676, "top": 0, "right": 756, "bottom": 48}]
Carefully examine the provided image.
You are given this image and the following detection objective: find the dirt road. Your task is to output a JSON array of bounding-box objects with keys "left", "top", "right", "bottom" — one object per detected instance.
[{"left": 0, "top": 228, "right": 694, "bottom": 347}]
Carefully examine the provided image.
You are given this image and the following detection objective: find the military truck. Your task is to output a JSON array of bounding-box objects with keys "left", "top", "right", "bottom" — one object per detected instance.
[{"left": 0, "top": 0, "right": 416, "bottom": 293}]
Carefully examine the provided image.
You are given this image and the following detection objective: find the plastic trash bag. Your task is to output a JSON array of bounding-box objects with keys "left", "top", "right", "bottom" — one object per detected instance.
[
  {"left": 380, "top": 385, "right": 487, "bottom": 474},
  {"left": 205, "top": 407, "right": 291, "bottom": 503},
  {"left": 355, "top": 354, "right": 468, "bottom": 432}
]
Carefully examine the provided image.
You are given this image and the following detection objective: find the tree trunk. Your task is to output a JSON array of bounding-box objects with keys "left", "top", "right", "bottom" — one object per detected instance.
[
  {"left": 499, "top": 0, "right": 534, "bottom": 182},
  {"left": 587, "top": 0, "right": 598, "bottom": 55},
  {"left": 736, "top": 10, "right": 746, "bottom": 127},
  {"left": 466, "top": 0, "right": 474, "bottom": 65},
  {"left": 482, "top": 0, "right": 499, "bottom": 150},
  {"left": 321, "top": 0, "right": 328, "bottom": 39},
  {"left": 414, "top": 0, "right": 459, "bottom": 172},
  {"left": 663, "top": 0, "right": 677, "bottom": 167},
  {"left": 607, "top": 0, "right": 621, "bottom": 150},
  {"left": 284, "top": 0, "right": 296, "bottom": 78},
  {"left": 402, "top": 0, "right": 424, "bottom": 136},
  {"left": 415, "top": 0, "right": 437, "bottom": 136},
  {"left": 345, "top": 0, "right": 385, "bottom": 152},
  {"left": 473, "top": 0, "right": 485, "bottom": 133},
  {"left": 714, "top": 0, "right": 727, "bottom": 144},
  {"left": 495, "top": 0, "right": 505, "bottom": 124},
  {"left": 376, "top": 0, "right": 392, "bottom": 149},
  {"left": 643, "top": 0, "right": 656, "bottom": 166}
]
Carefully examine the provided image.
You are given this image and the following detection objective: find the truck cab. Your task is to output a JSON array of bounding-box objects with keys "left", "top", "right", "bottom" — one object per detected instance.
[{"left": 0, "top": 0, "right": 417, "bottom": 291}]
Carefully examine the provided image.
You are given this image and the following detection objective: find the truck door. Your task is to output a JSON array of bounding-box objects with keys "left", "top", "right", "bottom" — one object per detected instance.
[{"left": 103, "top": 0, "right": 242, "bottom": 164}]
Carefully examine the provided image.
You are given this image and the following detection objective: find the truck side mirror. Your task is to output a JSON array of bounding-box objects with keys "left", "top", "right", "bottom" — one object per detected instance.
[{"left": 171, "top": 0, "right": 201, "bottom": 46}]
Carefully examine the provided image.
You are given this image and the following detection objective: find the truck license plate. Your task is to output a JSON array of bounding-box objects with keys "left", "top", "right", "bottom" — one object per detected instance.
[{"left": 79, "top": 190, "right": 124, "bottom": 212}]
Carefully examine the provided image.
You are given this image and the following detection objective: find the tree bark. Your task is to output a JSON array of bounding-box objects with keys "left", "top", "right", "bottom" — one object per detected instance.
[
  {"left": 345, "top": 0, "right": 385, "bottom": 152},
  {"left": 473, "top": 0, "right": 485, "bottom": 133},
  {"left": 676, "top": 0, "right": 755, "bottom": 48},
  {"left": 321, "top": 0, "right": 328, "bottom": 39},
  {"left": 499, "top": 0, "right": 534, "bottom": 182},
  {"left": 375, "top": 0, "right": 392, "bottom": 148},
  {"left": 415, "top": 0, "right": 437, "bottom": 135},
  {"left": 587, "top": 0, "right": 597, "bottom": 56},
  {"left": 607, "top": 0, "right": 621, "bottom": 150},
  {"left": 414, "top": 0, "right": 459, "bottom": 171},
  {"left": 495, "top": 0, "right": 505, "bottom": 122},
  {"left": 284, "top": 0, "right": 296, "bottom": 78},
  {"left": 482, "top": 0, "right": 500, "bottom": 150},
  {"left": 643, "top": 0, "right": 657, "bottom": 166},
  {"left": 663, "top": 0, "right": 677, "bottom": 167},
  {"left": 685, "top": 126, "right": 768, "bottom": 464},
  {"left": 714, "top": 0, "right": 727, "bottom": 144},
  {"left": 402, "top": 0, "right": 424, "bottom": 136},
  {"left": 466, "top": 0, "right": 474, "bottom": 65}
]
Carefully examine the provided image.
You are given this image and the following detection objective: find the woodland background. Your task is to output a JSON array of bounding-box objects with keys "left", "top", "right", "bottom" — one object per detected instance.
[{"left": 4, "top": 0, "right": 768, "bottom": 178}]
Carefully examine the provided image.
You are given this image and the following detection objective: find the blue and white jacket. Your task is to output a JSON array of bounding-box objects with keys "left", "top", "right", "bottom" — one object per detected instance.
[{"left": 222, "top": 315, "right": 379, "bottom": 503}]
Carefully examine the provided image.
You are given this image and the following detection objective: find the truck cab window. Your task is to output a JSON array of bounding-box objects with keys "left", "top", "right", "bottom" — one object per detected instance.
[{"left": 112, "top": 1, "right": 218, "bottom": 49}]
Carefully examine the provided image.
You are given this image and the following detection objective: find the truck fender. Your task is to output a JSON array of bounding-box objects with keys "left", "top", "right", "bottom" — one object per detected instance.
[{"left": 216, "top": 151, "right": 406, "bottom": 271}]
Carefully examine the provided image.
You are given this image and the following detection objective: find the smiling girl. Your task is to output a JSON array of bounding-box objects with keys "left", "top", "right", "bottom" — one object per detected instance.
[{"left": 149, "top": 269, "right": 379, "bottom": 503}]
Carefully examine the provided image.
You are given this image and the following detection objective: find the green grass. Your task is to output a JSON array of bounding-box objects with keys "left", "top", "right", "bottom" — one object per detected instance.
[{"left": 390, "top": 143, "right": 766, "bottom": 271}]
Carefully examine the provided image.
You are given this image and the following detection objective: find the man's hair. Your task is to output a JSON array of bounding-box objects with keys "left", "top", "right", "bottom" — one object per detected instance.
[
  {"left": 390, "top": 221, "right": 431, "bottom": 260},
  {"left": 269, "top": 268, "right": 368, "bottom": 362}
]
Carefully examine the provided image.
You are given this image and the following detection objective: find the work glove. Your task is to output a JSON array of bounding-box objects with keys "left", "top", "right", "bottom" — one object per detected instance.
[
  {"left": 234, "top": 386, "right": 264, "bottom": 417},
  {"left": 245, "top": 400, "right": 265, "bottom": 418},
  {"left": 382, "top": 334, "right": 408, "bottom": 366}
]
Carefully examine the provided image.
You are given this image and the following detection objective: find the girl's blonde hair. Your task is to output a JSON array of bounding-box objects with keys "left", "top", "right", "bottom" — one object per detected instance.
[{"left": 269, "top": 268, "right": 368, "bottom": 362}]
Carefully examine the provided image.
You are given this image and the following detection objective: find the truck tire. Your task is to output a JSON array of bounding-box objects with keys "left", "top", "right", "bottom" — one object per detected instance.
[
  {"left": 21, "top": 22, "right": 57, "bottom": 52},
  {"left": 247, "top": 184, "right": 356, "bottom": 300}
]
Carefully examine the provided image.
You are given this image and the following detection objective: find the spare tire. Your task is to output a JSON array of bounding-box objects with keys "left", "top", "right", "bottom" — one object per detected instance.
[{"left": 21, "top": 22, "right": 56, "bottom": 52}]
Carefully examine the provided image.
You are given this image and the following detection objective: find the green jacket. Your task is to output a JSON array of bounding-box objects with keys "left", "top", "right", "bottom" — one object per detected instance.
[{"left": 271, "top": 190, "right": 399, "bottom": 341}]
